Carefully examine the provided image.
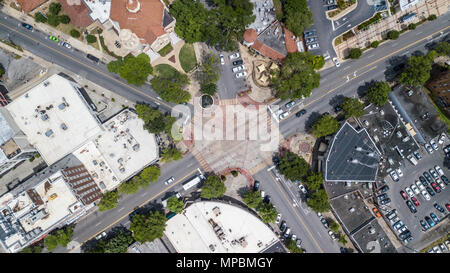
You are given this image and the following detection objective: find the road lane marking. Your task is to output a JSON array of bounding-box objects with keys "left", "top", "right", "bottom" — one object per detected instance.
[
  {"left": 391, "top": 42, "right": 398, "bottom": 47},
  {"left": 415, "top": 31, "right": 423, "bottom": 35},
  {"left": 267, "top": 171, "right": 325, "bottom": 253},
  {"left": 94, "top": 222, "right": 102, "bottom": 227},
  {"left": 68, "top": 168, "right": 199, "bottom": 252},
  {"left": 118, "top": 207, "right": 125, "bottom": 212},
  {"left": 0, "top": 21, "right": 173, "bottom": 109}
]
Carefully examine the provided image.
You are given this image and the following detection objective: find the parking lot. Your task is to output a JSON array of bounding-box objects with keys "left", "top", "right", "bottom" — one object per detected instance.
[
  {"left": 216, "top": 51, "right": 249, "bottom": 99},
  {"left": 380, "top": 134, "right": 449, "bottom": 250}
]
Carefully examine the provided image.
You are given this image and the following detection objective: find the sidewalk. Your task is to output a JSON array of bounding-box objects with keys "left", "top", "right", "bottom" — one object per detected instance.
[{"left": 1, "top": 4, "right": 116, "bottom": 63}]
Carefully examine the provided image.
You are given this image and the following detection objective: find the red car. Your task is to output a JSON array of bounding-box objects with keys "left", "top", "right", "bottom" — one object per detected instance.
[
  {"left": 411, "top": 197, "right": 420, "bottom": 207},
  {"left": 400, "top": 190, "right": 408, "bottom": 200},
  {"left": 446, "top": 203, "right": 450, "bottom": 212},
  {"left": 431, "top": 182, "right": 441, "bottom": 193}
]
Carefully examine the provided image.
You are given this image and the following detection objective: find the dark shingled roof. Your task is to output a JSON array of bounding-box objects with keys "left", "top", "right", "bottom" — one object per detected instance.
[
  {"left": 325, "top": 121, "right": 381, "bottom": 182},
  {"left": 162, "top": 9, "right": 174, "bottom": 28}
]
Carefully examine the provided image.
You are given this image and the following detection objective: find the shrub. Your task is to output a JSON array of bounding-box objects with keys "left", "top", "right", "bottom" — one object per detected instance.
[
  {"left": 408, "top": 23, "right": 416, "bottom": 30},
  {"left": 70, "top": 29, "right": 81, "bottom": 38},
  {"left": 357, "top": 13, "right": 382, "bottom": 30},
  {"left": 220, "top": 175, "right": 226, "bottom": 181},
  {"left": 387, "top": 30, "right": 400, "bottom": 40},
  {"left": 231, "top": 170, "right": 238, "bottom": 177},
  {"left": 158, "top": 43, "right": 173, "bottom": 57},
  {"left": 34, "top": 12, "right": 47, "bottom": 23},
  {"left": 370, "top": 41, "right": 379, "bottom": 48},
  {"left": 47, "top": 15, "right": 60, "bottom": 27},
  {"left": 348, "top": 48, "right": 362, "bottom": 59},
  {"left": 427, "top": 14, "right": 437, "bottom": 21},
  {"left": 49, "top": 2, "right": 61, "bottom": 16},
  {"left": 86, "top": 34, "right": 97, "bottom": 43},
  {"left": 59, "top": 15, "right": 70, "bottom": 24}
]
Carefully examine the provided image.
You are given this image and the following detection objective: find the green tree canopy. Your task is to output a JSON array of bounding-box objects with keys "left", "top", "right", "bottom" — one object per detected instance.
[
  {"left": 330, "top": 221, "right": 340, "bottom": 232},
  {"left": 279, "top": 151, "right": 310, "bottom": 181},
  {"left": 151, "top": 77, "right": 191, "bottom": 104},
  {"left": 130, "top": 211, "right": 167, "bottom": 243},
  {"left": 104, "top": 230, "right": 134, "bottom": 253},
  {"left": 170, "top": 0, "right": 210, "bottom": 43},
  {"left": 257, "top": 202, "right": 278, "bottom": 223},
  {"left": 135, "top": 104, "right": 177, "bottom": 137},
  {"left": 197, "top": 54, "right": 220, "bottom": 86},
  {"left": 201, "top": 175, "right": 226, "bottom": 199},
  {"left": 161, "top": 147, "right": 183, "bottom": 162},
  {"left": 49, "top": 2, "right": 61, "bottom": 16},
  {"left": 285, "top": 238, "right": 303, "bottom": 253},
  {"left": 34, "top": 12, "right": 47, "bottom": 23},
  {"left": 59, "top": 15, "right": 70, "bottom": 24},
  {"left": 311, "top": 115, "right": 339, "bottom": 138},
  {"left": 118, "top": 178, "right": 140, "bottom": 195},
  {"left": 304, "top": 172, "right": 323, "bottom": 192},
  {"left": 98, "top": 191, "right": 119, "bottom": 212},
  {"left": 20, "top": 245, "right": 42, "bottom": 253},
  {"left": 306, "top": 189, "right": 330, "bottom": 212},
  {"left": 44, "top": 226, "right": 73, "bottom": 251},
  {"left": 312, "top": 55, "right": 325, "bottom": 70},
  {"left": 338, "top": 234, "right": 348, "bottom": 245},
  {"left": 281, "top": 0, "right": 313, "bottom": 37},
  {"left": 242, "top": 190, "right": 262, "bottom": 209},
  {"left": 271, "top": 52, "right": 321, "bottom": 100},
  {"left": 86, "top": 34, "right": 97, "bottom": 43},
  {"left": 200, "top": 83, "right": 218, "bottom": 96},
  {"left": 140, "top": 165, "right": 161, "bottom": 184},
  {"left": 107, "top": 54, "right": 153, "bottom": 86},
  {"left": 398, "top": 54, "right": 433, "bottom": 86},
  {"left": 47, "top": 15, "right": 60, "bottom": 27},
  {"left": 342, "top": 97, "right": 364, "bottom": 118},
  {"left": 387, "top": 30, "right": 400, "bottom": 40},
  {"left": 366, "top": 81, "right": 391, "bottom": 106},
  {"left": 435, "top": 41, "right": 450, "bottom": 56},
  {"left": 371, "top": 41, "right": 380, "bottom": 48},
  {"left": 167, "top": 196, "right": 185, "bottom": 213},
  {"left": 70, "top": 29, "right": 81, "bottom": 38},
  {"left": 348, "top": 48, "right": 362, "bottom": 59}
]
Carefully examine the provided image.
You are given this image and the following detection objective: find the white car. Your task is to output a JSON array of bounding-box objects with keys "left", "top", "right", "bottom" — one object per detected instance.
[
  {"left": 430, "top": 139, "right": 438, "bottom": 150},
  {"left": 164, "top": 176, "right": 175, "bottom": 185},
  {"left": 95, "top": 231, "right": 107, "bottom": 240},
  {"left": 235, "top": 71, "right": 247, "bottom": 78},
  {"left": 415, "top": 180, "right": 425, "bottom": 191},
  {"left": 421, "top": 190, "right": 431, "bottom": 201},
  {"left": 219, "top": 54, "right": 225, "bottom": 65},
  {"left": 261, "top": 191, "right": 265, "bottom": 198},
  {"left": 425, "top": 143, "right": 433, "bottom": 154},
  {"left": 396, "top": 168, "right": 404, "bottom": 177},
  {"left": 291, "top": 234, "right": 297, "bottom": 241},
  {"left": 279, "top": 111, "right": 289, "bottom": 120},
  {"left": 307, "top": 43, "right": 319, "bottom": 50},
  {"left": 436, "top": 178, "right": 445, "bottom": 189},
  {"left": 438, "top": 133, "right": 446, "bottom": 145},
  {"left": 328, "top": 230, "right": 336, "bottom": 240},
  {"left": 276, "top": 213, "right": 282, "bottom": 224},
  {"left": 229, "top": 52, "right": 240, "bottom": 60},
  {"left": 332, "top": 57, "right": 340, "bottom": 67},
  {"left": 411, "top": 184, "right": 420, "bottom": 195},
  {"left": 232, "top": 65, "right": 245, "bottom": 73},
  {"left": 298, "top": 184, "right": 307, "bottom": 194},
  {"left": 429, "top": 169, "right": 439, "bottom": 180},
  {"left": 433, "top": 246, "right": 441, "bottom": 253},
  {"left": 405, "top": 187, "right": 414, "bottom": 198},
  {"left": 296, "top": 239, "right": 302, "bottom": 248},
  {"left": 390, "top": 170, "right": 399, "bottom": 182},
  {"left": 435, "top": 165, "right": 444, "bottom": 176}
]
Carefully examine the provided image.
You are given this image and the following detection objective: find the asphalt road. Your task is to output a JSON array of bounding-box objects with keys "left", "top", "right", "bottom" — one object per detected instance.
[
  {"left": 277, "top": 14, "right": 450, "bottom": 139},
  {"left": 254, "top": 167, "right": 341, "bottom": 253}
]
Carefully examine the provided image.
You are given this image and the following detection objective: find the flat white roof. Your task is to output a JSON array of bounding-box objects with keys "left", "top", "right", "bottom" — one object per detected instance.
[
  {"left": 6, "top": 74, "right": 102, "bottom": 165},
  {"left": 83, "top": 0, "right": 111, "bottom": 23},
  {"left": 165, "top": 201, "right": 279, "bottom": 253}
]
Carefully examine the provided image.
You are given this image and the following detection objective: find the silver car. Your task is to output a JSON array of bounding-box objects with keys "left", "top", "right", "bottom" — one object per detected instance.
[
  {"left": 235, "top": 71, "right": 247, "bottom": 78},
  {"left": 232, "top": 65, "right": 245, "bottom": 73}
]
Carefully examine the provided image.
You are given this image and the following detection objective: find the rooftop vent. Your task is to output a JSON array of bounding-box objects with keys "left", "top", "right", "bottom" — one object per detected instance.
[
  {"left": 61, "top": 123, "right": 67, "bottom": 130},
  {"left": 41, "top": 114, "right": 49, "bottom": 121},
  {"left": 45, "top": 129, "right": 54, "bottom": 137},
  {"left": 43, "top": 81, "right": 50, "bottom": 87},
  {"left": 58, "top": 103, "right": 67, "bottom": 110}
]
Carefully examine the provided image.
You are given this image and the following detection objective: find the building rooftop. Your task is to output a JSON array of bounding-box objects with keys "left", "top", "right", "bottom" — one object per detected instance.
[
  {"left": 247, "top": 0, "right": 276, "bottom": 34},
  {"left": 6, "top": 74, "right": 103, "bottom": 166},
  {"left": 351, "top": 219, "right": 397, "bottom": 253},
  {"left": 16, "top": 0, "right": 48, "bottom": 13},
  {"left": 164, "top": 201, "right": 279, "bottom": 253},
  {"left": 58, "top": 0, "right": 94, "bottom": 28},
  {"left": 325, "top": 121, "right": 381, "bottom": 182},
  {"left": 83, "top": 0, "right": 111, "bottom": 24},
  {"left": 128, "top": 239, "right": 169, "bottom": 253}
]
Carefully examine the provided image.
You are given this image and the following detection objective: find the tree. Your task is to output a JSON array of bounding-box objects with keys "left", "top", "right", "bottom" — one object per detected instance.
[
  {"left": 271, "top": 52, "right": 321, "bottom": 100},
  {"left": 20, "top": 245, "right": 42, "bottom": 253},
  {"left": 200, "top": 83, "right": 217, "bottom": 96},
  {"left": 161, "top": 147, "right": 183, "bottom": 162},
  {"left": 167, "top": 196, "right": 184, "bottom": 213},
  {"left": 86, "top": 34, "right": 97, "bottom": 43},
  {"left": 151, "top": 77, "right": 191, "bottom": 104},
  {"left": 427, "top": 14, "right": 437, "bottom": 21},
  {"left": 338, "top": 234, "right": 348, "bottom": 245},
  {"left": 257, "top": 202, "right": 278, "bottom": 223},
  {"left": 34, "top": 12, "right": 47, "bottom": 23},
  {"left": 435, "top": 41, "right": 450, "bottom": 56},
  {"left": 408, "top": 23, "right": 416, "bottom": 30},
  {"left": 329, "top": 220, "right": 340, "bottom": 232},
  {"left": 197, "top": 54, "right": 220, "bottom": 86},
  {"left": 170, "top": 0, "right": 210, "bottom": 43},
  {"left": 118, "top": 178, "right": 140, "bottom": 195},
  {"left": 47, "top": 15, "right": 60, "bottom": 27},
  {"left": 130, "top": 211, "right": 167, "bottom": 243},
  {"left": 279, "top": 151, "right": 310, "bottom": 181},
  {"left": 370, "top": 41, "right": 379, "bottom": 48},
  {"left": 398, "top": 55, "right": 432, "bottom": 86},
  {"left": 70, "top": 29, "right": 81, "bottom": 38},
  {"left": 282, "top": 0, "right": 313, "bottom": 37},
  {"left": 366, "top": 81, "right": 391, "bottom": 106},
  {"left": 242, "top": 190, "right": 262, "bottom": 209},
  {"left": 107, "top": 54, "right": 153, "bottom": 86},
  {"left": 200, "top": 175, "right": 226, "bottom": 199},
  {"left": 342, "top": 97, "right": 364, "bottom": 118},
  {"left": 285, "top": 238, "right": 303, "bottom": 253},
  {"left": 304, "top": 172, "right": 323, "bottom": 192},
  {"left": 104, "top": 230, "right": 134, "bottom": 253},
  {"left": 306, "top": 189, "right": 330, "bottom": 212},
  {"left": 348, "top": 48, "right": 362, "bottom": 59},
  {"left": 49, "top": 2, "right": 61, "bottom": 16},
  {"left": 140, "top": 165, "right": 161, "bottom": 184},
  {"left": 387, "top": 30, "right": 400, "bottom": 40},
  {"left": 59, "top": 15, "right": 70, "bottom": 24},
  {"left": 312, "top": 55, "right": 325, "bottom": 70},
  {"left": 98, "top": 191, "right": 119, "bottom": 212},
  {"left": 44, "top": 226, "right": 73, "bottom": 251},
  {"left": 107, "top": 59, "right": 123, "bottom": 74},
  {"left": 311, "top": 115, "right": 339, "bottom": 138},
  {"left": 135, "top": 104, "right": 176, "bottom": 137}
]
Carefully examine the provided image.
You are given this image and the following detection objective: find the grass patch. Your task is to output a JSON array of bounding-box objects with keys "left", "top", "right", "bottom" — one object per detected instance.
[
  {"left": 273, "top": 0, "right": 283, "bottom": 20},
  {"left": 179, "top": 43, "right": 197, "bottom": 73},
  {"left": 158, "top": 43, "right": 173, "bottom": 57},
  {"left": 424, "top": 87, "right": 450, "bottom": 129},
  {"left": 1, "top": 40, "right": 23, "bottom": 52},
  {"left": 88, "top": 40, "right": 99, "bottom": 50},
  {"left": 155, "top": 64, "right": 179, "bottom": 79},
  {"left": 55, "top": 20, "right": 82, "bottom": 41},
  {"left": 334, "top": 36, "right": 343, "bottom": 46},
  {"left": 357, "top": 12, "right": 382, "bottom": 31}
]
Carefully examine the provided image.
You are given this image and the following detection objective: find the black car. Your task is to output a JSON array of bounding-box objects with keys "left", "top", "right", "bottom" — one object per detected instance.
[
  {"left": 334, "top": 105, "right": 342, "bottom": 112},
  {"left": 406, "top": 201, "right": 417, "bottom": 213},
  {"left": 323, "top": 112, "right": 330, "bottom": 116},
  {"left": 295, "top": 109, "right": 307, "bottom": 117},
  {"left": 419, "top": 176, "right": 429, "bottom": 187},
  {"left": 399, "top": 230, "right": 411, "bottom": 240},
  {"left": 413, "top": 150, "right": 422, "bottom": 160},
  {"left": 327, "top": 4, "right": 338, "bottom": 10},
  {"left": 280, "top": 221, "right": 287, "bottom": 232},
  {"left": 263, "top": 195, "right": 271, "bottom": 203},
  {"left": 21, "top": 22, "right": 33, "bottom": 31},
  {"left": 253, "top": 180, "right": 260, "bottom": 191},
  {"left": 320, "top": 218, "right": 329, "bottom": 228},
  {"left": 86, "top": 53, "right": 100, "bottom": 63},
  {"left": 420, "top": 220, "right": 429, "bottom": 231},
  {"left": 441, "top": 175, "right": 449, "bottom": 185},
  {"left": 434, "top": 203, "right": 445, "bottom": 213},
  {"left": 340, "top": 247, "right": 348, "bottom": 253},
  {"left": 423, "top": 172, "right": 434, "bottom": 183},
  {"left": 426, "top": 186, "right": 435, "bottom": 196},
  {"left": 380, "top": 198, "right": 391, "bottom": 205},
  {"left": 378, "top": 185, "right": 389, "bottom": 193},
  {"left": 377, "top": 193, "right": 388, "bottom": 201},
  {"left": 232, "top": 60, "right": 243, "bottom": 66}
]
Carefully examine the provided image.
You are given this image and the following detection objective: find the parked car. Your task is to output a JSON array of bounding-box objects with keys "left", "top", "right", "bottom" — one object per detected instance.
[
  {"left": 327, "top": 4, "right": 338, "bottom": 10},
  {"left": 304, "top": 30, "right": 317, "bottom": 37},
  {"left": 48, "top": 35, "right": 59, "bottom": 42},
  {"left": 219, "top": 54, "right": 225, "bottom": 65},
  {"left": 229, "top": 52, "right": 240, "bottom": 60},
  {"left": 62, "top": 42, "right": 71, "bottom": 49},
  {"left": 425, "top": 216, "right": 435, "bottom": 227},
  {"left": 232, "top": 60, "right": 243, "bottom": 66},
  {"left": 390, "top": 170, "right": 399, "bottom": 182},
  {"left": 400, "top": 190, "right": 408, "bottom": 200},
  {"left": 86, "top": 53, "right": 100, "bottom": 63},
  {"left": 432, "top": 246, "right": 441, "bottom": 253},
  {"left": 406, "top": 201, "right": 417, "bottom": 213},
  {"left": 380, "top": 198, "right": 391, "bottom": 205},
  {"left": 430, "top": 139, "right": 438, "bottom": 150},
  {"left": 21, "top": 22, "right": 34, "bottom": 31},
  {"left": 415, "top": 180, "right": 425, "bottom": 191},
  {"left": 377, "top": 193, "right": 388, "bottom": 201},
  {"left": 235, "top": 71, "right": 247, "bottom": 78},
  {"left": 405, "top": 187, "right": 414, "bottom": 198},
  {"left": 334, "top": 105, "right": 342, "bottom": 112},
  {"left": 434, "top": 203, "right": 445, "bottom": 213},
  {"left": 253, "top": 181, "right": 260, "bottom": 191},
  {"left": 261, "top": 191, "right": 265, "bottom": 199},
  {"left": 285, "top": 101, "right": 296, "bottom": 109},
  {"left": 425, "top": 143, "right": 433, "bottom": 154},
  {"left": 421, "top": 189, "right": 431, "bottom": 201},
  {"left": 438, "top": 133, "right": 446, "bottom": 144},
  {"left": 296, "top": 239, "right": 302, "bottom": 248},
  {"left": 431, "top": 182, "right": 441, "bottom": 193},
  {"left": 321, "top": 218, "right": 329, "bottom": 228},
  {"left": 280, "top": 221, "right": 287, "bottom": 232},
  {"left": 420, "top": 220, "right": 429, "bottom": 231},
  {"left": 276, "top": 213, "right": 282, "bottom": 224},
  {"left": 439, "top": 243, "right": 447, "bottom": 252},
  {"left": 298, "top": 184, "right": 307, "bottom": 194},
  {"left": 441, "top": 175, "right": 449, "bottom": 185},
  {"left": 307, "top": 43, "right": 319, "bottom": 50},
  {"left": 423, "top": 172, "right": 434, "bottom": 183},
  {"left": 279, "top": 111, "right": 289, "bottom": 120},
  {"left": 413, "top": 150, "right": 422, "bottom": 160},
  {"left": 305, "top": 37, "right": 318, "bottom": 44},
  {"left": 437, "top": 178, "right": 445, "bottom": 189},
  {"left": 164, "top": 176, "right": 175, "bottom": 185},
  {"left": 446, "top": 203, "right": 450, "bottom": 212},
  {"left": 295, "top": 109, "right": 307, "bottom": 117},
  {"left": 444, "top": 144, "right": 450, "bottom": 155},
  {"left": 399, "top": 230, "right": 411, "bottom": 240},
  {"left": 426, "top": 186, "right": 436, "bottom": 196},
  {"left": 328, "top": 230, "right": 336, "bottom": 240},
  {"left": 378, "top": 185, "right": 389, "bottom": 193},
  {"left": 430, "top": 212, "right": 440, "bottom": 223},
  {"left": 411, "top": 197, "right": 420, "bottom": 207},
  {"left": 393, "top": 220, "right": 404, "bottom": 230},
  {"left": 435, "top": 165, "right": 444, "bottom": 176},
  {"left": 419, "top": 176, "right": 429, "bottom": 187},
  {"left": 283, "top": 228, "right": 291, "bottom": 238},
  {"left": 372, "top": 207, "right": 382, "bottom": 217},
  {"left": 411, "top": 184, "right": 420, "bottom": 195},
  {"left": 291, "top": 234, "right": 297, "bottom": 241},
  {"left": 95, "top": 231, "right": 107, "bottom": 240},
  {"left": 396, "top": 168, "right": 404, "bottom": 177},
  {"left": 232, "top": 65, "right": 245, "bottom": 73},
  {"left": 429, "top": 169, "right": 439, "bottom": 180}
]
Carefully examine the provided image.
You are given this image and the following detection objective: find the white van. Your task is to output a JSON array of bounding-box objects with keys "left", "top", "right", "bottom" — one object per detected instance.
[{"left": 407, "top": 154, "right": 418, "bottom": 166}]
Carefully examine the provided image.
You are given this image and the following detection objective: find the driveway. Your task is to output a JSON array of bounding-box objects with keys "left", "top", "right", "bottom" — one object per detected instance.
[{"left": 216, "top": 50, "right": 250, "bottom": 100}]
